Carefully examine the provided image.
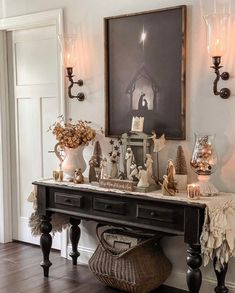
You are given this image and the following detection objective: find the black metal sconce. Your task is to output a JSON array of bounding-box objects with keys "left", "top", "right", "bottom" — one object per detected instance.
[
  {"left": 66, "top": 67, "right": 85, "bottom": 101},
  {"left": 211, "top": 56, "right": 230, "bottom": 99},
  {"left": 203, "top": 3, "right": 231, "bottom": 99},
  {"left": 58, "top": 34, "right": 85, "bottom": 102}
]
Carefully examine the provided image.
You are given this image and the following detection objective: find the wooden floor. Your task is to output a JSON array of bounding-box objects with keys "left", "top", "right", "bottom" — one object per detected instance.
[{"left": 0, "top": 242, "right": 187, "bottom": 293}]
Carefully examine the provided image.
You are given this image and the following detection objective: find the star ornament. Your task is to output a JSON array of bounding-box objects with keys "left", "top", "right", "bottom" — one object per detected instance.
[{"left": 109, "top": 139, "right": 114, "bottom": 145}]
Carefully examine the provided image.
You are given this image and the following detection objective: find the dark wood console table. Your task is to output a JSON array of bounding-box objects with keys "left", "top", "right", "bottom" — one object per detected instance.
[{"left": 33, "top": 180, "right": 229, "bottom": 293}]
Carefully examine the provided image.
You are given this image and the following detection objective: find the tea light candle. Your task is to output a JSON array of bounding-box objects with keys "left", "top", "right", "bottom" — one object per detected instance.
[
  {"left": 187, "top": 184, "right": 200, "bottom": 199},
  {"left": 53, "top": 170, "right": 59, "bottom": 181},
  {"left": 53, "top": 170, "right": 63, "bottom": 182}
]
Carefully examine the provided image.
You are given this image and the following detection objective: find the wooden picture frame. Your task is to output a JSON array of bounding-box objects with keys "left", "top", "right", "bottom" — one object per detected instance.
[{"left": 104, "top": 5, "right": 186, "bottom": 139}]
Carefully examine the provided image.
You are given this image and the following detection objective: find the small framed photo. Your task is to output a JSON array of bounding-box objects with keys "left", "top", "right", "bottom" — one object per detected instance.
[{"left": 131, "top": 116, "right": 144, "bottom": 132}]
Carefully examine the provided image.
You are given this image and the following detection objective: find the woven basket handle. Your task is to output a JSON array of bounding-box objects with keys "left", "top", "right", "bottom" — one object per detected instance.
[
  {"left": 95, "top": 224, "right": 159, "bottom": 259},
  {"left": 96, "top": 224, "right": 123, "bottom": 258}
]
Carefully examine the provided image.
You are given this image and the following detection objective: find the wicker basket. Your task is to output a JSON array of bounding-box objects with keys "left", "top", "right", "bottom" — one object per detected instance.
[{"left": 88, "top": 226, "right": 172, "bottom": 293}]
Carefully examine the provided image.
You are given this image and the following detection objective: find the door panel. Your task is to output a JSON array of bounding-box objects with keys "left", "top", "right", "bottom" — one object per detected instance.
[
  {"left": 9, "top": 25, "right": 61, "bottom": 249},
  {"left": 15, "top": 39, "right": 57, "bottom": 85}
]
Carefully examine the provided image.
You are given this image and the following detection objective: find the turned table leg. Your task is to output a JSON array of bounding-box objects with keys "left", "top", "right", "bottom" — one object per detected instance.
[
  {"left": 40, "top": 215, "right": 52, "bottom": 277},
  {"left": 69, "top": 218, "right": 81, "bottom": 265},
  {"left": 214, "top": 257, "right": 229, "bottom": 293},
  {"left": 186, "top": 244, "right": 202, "bottom": 293}
]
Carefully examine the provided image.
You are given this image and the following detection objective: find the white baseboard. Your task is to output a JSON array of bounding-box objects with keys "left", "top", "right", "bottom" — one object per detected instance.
[
  {"left": 67, "top": 245, "right": 235, "bottom": 293},
  {"left": 165, "top": 270, "right": 235, "bottom": 293},
  {"left": 15, "top": 216, "right": 61, "bottom": 250},
  {"left": 67, "top": 244, "right": 95, "bottom": 265}
]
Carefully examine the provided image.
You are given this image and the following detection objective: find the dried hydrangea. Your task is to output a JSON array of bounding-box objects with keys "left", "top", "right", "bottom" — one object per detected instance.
[{"left": 49, "top": 116, "right": 96, "bottom": 149}]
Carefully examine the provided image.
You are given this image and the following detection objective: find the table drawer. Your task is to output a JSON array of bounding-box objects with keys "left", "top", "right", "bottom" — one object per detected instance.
[
  {"left": 54, "top": 192, "right": 83, "bottom": 208},
  {"left": 93, "top": 198, "right": 127, "bottom": 215},
  {"left": 137, "top": 204, "right": 176, "bottom": 224}
]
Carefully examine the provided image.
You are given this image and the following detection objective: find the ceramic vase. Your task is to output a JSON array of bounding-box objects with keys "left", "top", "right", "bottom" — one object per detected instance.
[{"left": 55, "top": 143, "right": 86, "bottom": 180}]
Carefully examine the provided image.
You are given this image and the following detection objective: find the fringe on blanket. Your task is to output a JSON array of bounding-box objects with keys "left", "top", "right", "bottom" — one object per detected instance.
[
  {"left": 28, "top": 187, "right": 70, "bottom": 236},
  {"left": 200, "top": 198, "right": 235, "bottom": 271}
]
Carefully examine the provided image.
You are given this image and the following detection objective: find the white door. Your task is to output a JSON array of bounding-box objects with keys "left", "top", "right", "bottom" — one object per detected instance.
[{"left": 8, "top": 25, "right": 62, "bottom": 249}]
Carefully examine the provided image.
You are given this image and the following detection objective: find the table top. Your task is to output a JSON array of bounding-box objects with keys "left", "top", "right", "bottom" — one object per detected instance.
[{"left": 33, "top": 178, "right": 216, "bottom": 209}]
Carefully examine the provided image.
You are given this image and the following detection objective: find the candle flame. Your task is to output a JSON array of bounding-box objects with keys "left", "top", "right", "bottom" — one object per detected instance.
[{"left": 140, "top": 26, "right": 147, "bottom": 45}]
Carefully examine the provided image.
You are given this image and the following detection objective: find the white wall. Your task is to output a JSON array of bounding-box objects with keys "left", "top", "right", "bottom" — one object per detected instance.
[{"left": 2, "top": 0, "right": 235, "bottom": 291}]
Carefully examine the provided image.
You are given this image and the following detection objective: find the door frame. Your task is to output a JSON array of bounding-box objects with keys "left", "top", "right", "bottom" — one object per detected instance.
[{"left": 0, "top": 9, "right": 67, "bottom": 256}]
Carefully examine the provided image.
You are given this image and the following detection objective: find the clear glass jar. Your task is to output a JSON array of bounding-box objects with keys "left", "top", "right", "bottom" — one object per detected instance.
[{"left": 190, "top": 134, "right": 218, "bottom": 176}]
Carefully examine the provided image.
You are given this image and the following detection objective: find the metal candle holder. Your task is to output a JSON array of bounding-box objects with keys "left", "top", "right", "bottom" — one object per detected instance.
[
  {"left": 66, "top": 67, "right": 85, "bottom": 101},
  {"left": 211, "top": 56, "right": 230, "bottom": 99}
]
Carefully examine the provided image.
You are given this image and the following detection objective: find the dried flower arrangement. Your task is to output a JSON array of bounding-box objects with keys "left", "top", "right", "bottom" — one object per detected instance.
[{"left": 49, "top": 115, "right": 96, "bottom": 149}]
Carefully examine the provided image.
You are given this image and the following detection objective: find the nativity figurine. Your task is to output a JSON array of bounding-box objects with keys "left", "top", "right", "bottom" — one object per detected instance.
[
  {"left": 110, "top": 152, "right": 119, "bottom": 179},
  {"left": 161, "top": 175, "right": 175, "bottom": 196},
  {"left": 125, "top": 147, "right": 135, "bottom": 178},
  {"left": 129, "top": 162, "right": 139, "bottom": 182},
  {"left": 137, "top": 166, "right": 149, "bottom": 188},
  {"left": 161, "top": 160, "right": 178, "bottom": 196},
  {"left": 89, "top": 155, "right": 97, "bottom": 182},
  {"left": 145, "top": 154, "right": 155, "bottom": 185},
  {"left": 150, "top": 131, "right": 166, "bottom": 153},
  {"left": 100, "top": 157, "right": 108, "bottom": 179}
]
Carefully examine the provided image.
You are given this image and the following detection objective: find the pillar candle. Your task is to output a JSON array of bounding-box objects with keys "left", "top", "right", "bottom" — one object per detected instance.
[{"left": 187, "top": 184, "right": 200, "bottom": 199}]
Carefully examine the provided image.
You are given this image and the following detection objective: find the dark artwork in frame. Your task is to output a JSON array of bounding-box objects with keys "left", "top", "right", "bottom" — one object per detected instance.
[{"left": 104, "top": 5, "right": 186, "bottom": 139}]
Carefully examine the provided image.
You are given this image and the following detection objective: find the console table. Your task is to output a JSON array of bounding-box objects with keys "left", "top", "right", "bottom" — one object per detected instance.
[{"left": 33, "top": 180, "right": 229, "bottom": 293}]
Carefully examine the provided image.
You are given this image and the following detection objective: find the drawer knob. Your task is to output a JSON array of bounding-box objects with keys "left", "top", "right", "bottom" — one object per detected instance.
[
  {"left": 64, "top": 198, "right": 72, "bottom": 204},
  {"left": 150, "top": 211, "right": 156, "bottom": 217},
  {"left": 105, "top": 204, "right": 111, "bottom": 209}
]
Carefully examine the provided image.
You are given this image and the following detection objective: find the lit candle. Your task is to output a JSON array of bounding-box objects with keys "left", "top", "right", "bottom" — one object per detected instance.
[
  {"left": 187, "top": 184, "right": 200, "bottom": 199},
  {"left": 53, "top": 170, "right": 59, "bottom": 181},
  {"left": 53, "top": 170, "right": 63, "bottom": 182}
]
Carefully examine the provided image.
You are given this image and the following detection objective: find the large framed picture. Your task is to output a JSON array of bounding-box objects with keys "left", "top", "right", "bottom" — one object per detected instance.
[{"left": 104, "top": 5, "right": 186, "bottom": 139}]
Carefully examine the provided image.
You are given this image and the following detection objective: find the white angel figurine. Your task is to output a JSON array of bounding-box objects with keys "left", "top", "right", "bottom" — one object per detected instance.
[
  {"left": 125, "top": 147, "right": 135, "bottom": 178},
  {"left": 137, "top": 166, "right": 149, "bottom": 188},
  {"left": 100, "top": 157, "right": 108, "bottom": 179},
  {"left": 150, "top": 130, "right": 166, "bottom": 153}
]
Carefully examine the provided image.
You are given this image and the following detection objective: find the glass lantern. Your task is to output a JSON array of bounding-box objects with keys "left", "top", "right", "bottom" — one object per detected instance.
[
  {"left": 190, "top": 134, "right": 218, "bottom": 196},
  {"left": 204, "top": 13, "right": 230, "bottom": 57},
  {"left": 58, "top": 34, "right": 79, "bottom": 68}
]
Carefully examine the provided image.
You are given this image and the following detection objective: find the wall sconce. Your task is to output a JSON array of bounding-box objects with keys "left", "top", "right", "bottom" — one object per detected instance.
[
  {"left": 203, "top": 5, "right": 231, "bottom": 99},
  {"left": 60, "top": 35, "right": 85, "bottom": 101}
]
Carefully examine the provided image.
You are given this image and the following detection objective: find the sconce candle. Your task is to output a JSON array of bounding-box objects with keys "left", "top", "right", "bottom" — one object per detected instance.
[
  {"left": 187, "top": 184, "right": 200, "bottom": 200},
  {"left": 58, "top": 35, "right": 85, "bottom": 101}
]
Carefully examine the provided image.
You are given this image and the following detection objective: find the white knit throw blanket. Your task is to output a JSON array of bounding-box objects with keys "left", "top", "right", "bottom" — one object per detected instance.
[
  {"left": 200, "top": 193, "right": 235, "bottom": 270},
  {"left": 30, "top": 180, "right": 235, "bottom": 269}
]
